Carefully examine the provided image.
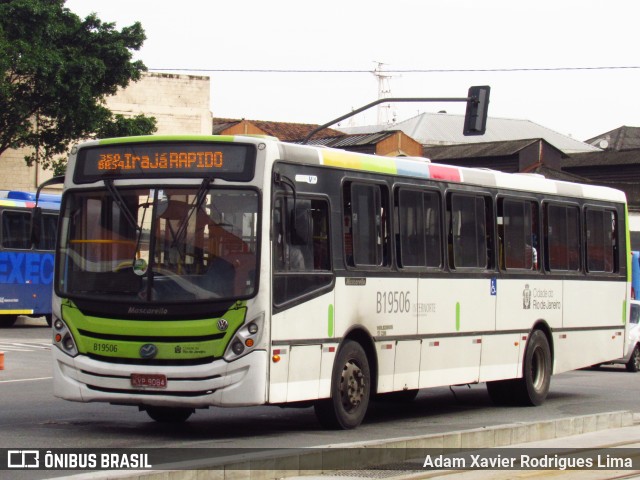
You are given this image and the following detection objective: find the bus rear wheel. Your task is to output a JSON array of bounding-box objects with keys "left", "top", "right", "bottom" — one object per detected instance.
[
  {"left": 487, "top": 329, "right": 551, "bottom": 406},
  {"left": 314, "top": 339, "right": 370, "bottom": 429},
  {"left": 519, "top": 329, "right": 552, "bottom": 405},
  {"left": 144, "top": 406, "right": 194, "bottom": 423}
]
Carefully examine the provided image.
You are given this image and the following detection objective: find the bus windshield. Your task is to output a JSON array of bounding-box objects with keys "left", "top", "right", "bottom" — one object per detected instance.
[{"left": 57, "top": 186, "right": 259, "bottom": 303}]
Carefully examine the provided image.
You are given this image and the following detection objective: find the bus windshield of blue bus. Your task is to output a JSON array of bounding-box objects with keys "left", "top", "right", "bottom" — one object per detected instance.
[
  {"left": 57, "top": 186, "right": 259, "bottom": 304},
  {"left": 74, "top": 142, "right": 256, "bottom": 183}
]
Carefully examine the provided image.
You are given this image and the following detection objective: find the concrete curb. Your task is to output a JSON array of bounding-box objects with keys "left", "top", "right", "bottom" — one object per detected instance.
[{"left": 59, "top": 410, "right": 635, "bottom": 480}]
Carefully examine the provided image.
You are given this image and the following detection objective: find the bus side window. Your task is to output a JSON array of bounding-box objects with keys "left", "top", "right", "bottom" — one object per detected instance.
[
  {"left": 585, "top": 207, "right": 617, "bottom": 273},
  {"left": 500, "top": 198, "right": 539, "bottom": 271},
  {"left": 273, "top": 197, "right": 307, "bottom": 271},
  {"left": 397, "top": 188, "right": 442, "bottom": 269},
  {"left": 449, "top": 193, "right": 490, "bottom": 269},
  {"left": 272, "top": 195, "right": 332, "bottom": 306},
  {"left": 2, "top": 210, "right": 31, "bottom": 250},
  {"left": 38, "top": 213, "right": 58, "bottom": 250},
  {"left": 273, "top": 196, "right": 330, "bottom": 273},
  {"left": 344, "top": 182, "right": 389, "bottom": 268},
  {"left": 289, "top": 201, "right": 313, "bottom": 270},
  {"left": 545, "top": 203, "right": 581, "bottom": 272}
]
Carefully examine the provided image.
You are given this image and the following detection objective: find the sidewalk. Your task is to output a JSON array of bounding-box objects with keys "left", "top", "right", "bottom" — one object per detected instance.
[
  {"left": 61, "top": 411, "right": 640, "bottom": 480},
  {"left": 288, "top": 412, "right": 640, "bottom": 480}
]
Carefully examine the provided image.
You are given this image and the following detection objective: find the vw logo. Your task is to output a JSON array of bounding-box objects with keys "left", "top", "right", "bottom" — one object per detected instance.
[
  {"left": 139, "top": 343, "right": 158, "bottom": 359},
  {"left": 217, "top": 318, "right": 229, "bottom": 331}
]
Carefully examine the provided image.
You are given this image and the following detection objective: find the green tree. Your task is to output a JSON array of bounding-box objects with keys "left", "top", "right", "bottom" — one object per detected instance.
[{"left": 0, "top": 0, "right": 157, "bottom": 173}]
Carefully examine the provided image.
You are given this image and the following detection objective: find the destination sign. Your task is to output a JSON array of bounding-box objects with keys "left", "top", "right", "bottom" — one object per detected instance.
[{"left": 75, "top": 142, "right": 256, "bottom": 183}]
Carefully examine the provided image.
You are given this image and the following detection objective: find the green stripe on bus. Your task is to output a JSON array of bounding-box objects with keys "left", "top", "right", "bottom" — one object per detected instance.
[
  {"left": 456, "top": 302, "right": 461, "bottom": 331},
  {"left": 328, "top": 304, "right": 334, "bottom": 337},
  {"left": 359, "top": 156, "right": 397, "bottom": 174},
  {"left": 98, "top": 135, "right": 236, "bottom": 145},
  {"left": 321, "top": 150, "right": 398, "bottom": 174},
  {"left": 625, "top": 204, "right": 632, "bottom": 283}
]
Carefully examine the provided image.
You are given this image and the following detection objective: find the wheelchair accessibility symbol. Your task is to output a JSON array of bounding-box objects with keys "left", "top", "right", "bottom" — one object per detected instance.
[{"left": 490, "top": 278, "right": 497, "bottom": 296}]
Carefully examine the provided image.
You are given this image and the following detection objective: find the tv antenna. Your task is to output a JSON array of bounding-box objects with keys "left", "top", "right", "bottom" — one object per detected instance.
[{"left": 372, "top": 62, "right": 398, "bottom": 125}]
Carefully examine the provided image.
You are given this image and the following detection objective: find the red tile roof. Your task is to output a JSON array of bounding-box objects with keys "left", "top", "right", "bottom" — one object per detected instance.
[{"left": 212, "top": 118, "right": 343, "bottom": 142}]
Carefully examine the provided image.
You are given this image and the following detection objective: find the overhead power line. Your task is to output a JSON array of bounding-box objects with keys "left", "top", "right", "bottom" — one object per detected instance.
[{"left": 148, "top": 65, "right": 640, "bottom": 74}]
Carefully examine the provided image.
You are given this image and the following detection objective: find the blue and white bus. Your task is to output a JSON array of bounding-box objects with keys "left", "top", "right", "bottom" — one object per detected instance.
[{"left": 0, "top": 190, "right": 60, "bottom": 327}]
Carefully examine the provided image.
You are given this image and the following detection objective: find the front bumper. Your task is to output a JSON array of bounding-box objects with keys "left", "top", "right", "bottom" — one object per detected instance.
[{"left": 52, "top": 347, "right": 268, "bottom": 408}]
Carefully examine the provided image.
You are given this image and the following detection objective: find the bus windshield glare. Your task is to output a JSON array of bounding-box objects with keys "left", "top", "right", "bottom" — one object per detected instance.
[{"left": 57, "top": 186, "right": 259, "bottom": 303}]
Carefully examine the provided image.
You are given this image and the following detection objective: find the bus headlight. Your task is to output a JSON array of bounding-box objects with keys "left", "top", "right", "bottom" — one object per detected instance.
[
  {"left": 224, "top": 312, "right": 264, "bottom": 361},
  {"left": 231, "top": 341, "right": 245, "bottom": 355},
  {"left": 52, "top": 316, "right": 78, "bottom": 357}
]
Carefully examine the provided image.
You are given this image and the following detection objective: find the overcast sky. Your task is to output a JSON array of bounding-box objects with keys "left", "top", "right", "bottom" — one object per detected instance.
[{"left": 64, "top": 0, "right": 640, "bottom": 141}]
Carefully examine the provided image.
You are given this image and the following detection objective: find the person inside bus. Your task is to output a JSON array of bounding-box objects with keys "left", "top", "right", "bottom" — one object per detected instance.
[
  {"left": 288, "top": 204, "right": 312, "bottom": 270},
  {"left": 273, "top": 207, "right": 305, "bottom": 271},
  {"left": 273, "top": 199, "right": 312, "bottom": 271},
  {"left": 285, "top": 241, "right": 306, "bottom": 271}
]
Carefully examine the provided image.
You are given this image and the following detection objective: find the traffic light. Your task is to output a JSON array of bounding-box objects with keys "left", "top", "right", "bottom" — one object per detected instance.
[{"left": 463, "top": 86, "right": 490, "bottom": 136}]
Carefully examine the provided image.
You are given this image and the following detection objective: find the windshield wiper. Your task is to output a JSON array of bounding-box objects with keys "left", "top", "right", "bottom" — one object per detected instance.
[
  {"left": 171, "top": 177, "right": 213, "bottom": 249},
  {"left": 104, "top": 180, "right": 141, "bottom": 234}
]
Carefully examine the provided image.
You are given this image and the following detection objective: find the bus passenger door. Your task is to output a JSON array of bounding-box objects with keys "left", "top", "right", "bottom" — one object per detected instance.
[{"left": 269, "top": 195, "right": 335, "bottom": 403}]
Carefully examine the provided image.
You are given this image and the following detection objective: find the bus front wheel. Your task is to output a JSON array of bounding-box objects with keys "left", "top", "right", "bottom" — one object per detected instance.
[
  {"left": 144, "top": 406, "right": 194, "bottom": 423},
  {"left": 314, "top": 339, "right": 371, "bottom": 429}
]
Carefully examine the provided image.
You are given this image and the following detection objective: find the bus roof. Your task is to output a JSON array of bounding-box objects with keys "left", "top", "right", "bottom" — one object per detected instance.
[
  {"left": 0, "top": 190, "right": 61, "bottom": 210},
  {"left": 276, "top": 140, "right": 627, "bottom": 204},
  {"left": 76, "top": 135, "right": 626, "bottom": 204}
]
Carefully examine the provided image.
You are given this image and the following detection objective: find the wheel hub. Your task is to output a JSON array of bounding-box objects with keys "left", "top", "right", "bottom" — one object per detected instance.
[{"left": 341, "top": 361, "right": 365, "bottom": 409}]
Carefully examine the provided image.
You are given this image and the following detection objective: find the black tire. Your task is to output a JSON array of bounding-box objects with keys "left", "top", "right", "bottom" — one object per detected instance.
[
  {"left": 145, "top": 406, "right": 193, "bottom": 423},
  {"left": 314, "top": 339, "right": 371, "bottom": 429},
  {"left": 516, "top": 329, "right": 552, "bottom": 405},
  {"left": 0, "top": 315, "right": 18, "bottom": 328},
  {"left": 626, "top": 345, "right": 640, "bottom": 373},
  {"left": 45, "top": 315, "right": 52, "bottom": 327},
  {"left": 487, "top": 330, "right": 551, "bottom": 406}
]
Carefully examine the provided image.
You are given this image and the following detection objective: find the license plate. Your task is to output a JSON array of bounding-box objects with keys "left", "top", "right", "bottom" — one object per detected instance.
[{"left": 131, "top": 373, "right": 167, "bottom": 389}]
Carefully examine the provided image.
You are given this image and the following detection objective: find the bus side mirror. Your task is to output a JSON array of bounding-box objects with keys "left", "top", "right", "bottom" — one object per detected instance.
[{"left": 463, "top": 85, "right": 490, "bottom": 136}]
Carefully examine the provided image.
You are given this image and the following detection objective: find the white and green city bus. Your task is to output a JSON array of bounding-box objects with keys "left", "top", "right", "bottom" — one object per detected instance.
[{"left": 50, "top": 133, "right": 629, "bottom": 428}]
